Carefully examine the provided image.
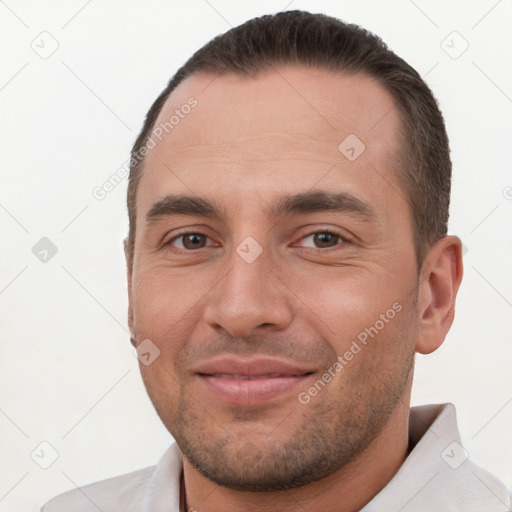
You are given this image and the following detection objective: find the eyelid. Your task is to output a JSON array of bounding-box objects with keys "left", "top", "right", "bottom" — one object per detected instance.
[
  {"left": 292, "top": 228, "right": 351, "bottom": 249},
  {"left": 162, "top": 226, "right": 353, "bottom": 252},
  {"left": 164, "top": 231, "right": 216, "bottom": 250}
]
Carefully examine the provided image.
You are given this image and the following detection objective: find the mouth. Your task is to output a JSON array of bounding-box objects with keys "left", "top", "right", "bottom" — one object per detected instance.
[
  {"left": 200, "top": 372, "right": 311, "bottom": 380},
  {"left": 193, "top": 358, "right": 315, "bottom": 405}
]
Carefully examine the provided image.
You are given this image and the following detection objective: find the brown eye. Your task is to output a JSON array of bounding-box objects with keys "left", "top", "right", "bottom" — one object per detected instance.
[
  {"left": 312, "top": 232, "right": 340, "bottom": 248},
  {"left": 167, "top": 233, "right": 209, "bottom": 250},
  {"left": 297, "top": 230, "right": 345, "bottom": 249}
]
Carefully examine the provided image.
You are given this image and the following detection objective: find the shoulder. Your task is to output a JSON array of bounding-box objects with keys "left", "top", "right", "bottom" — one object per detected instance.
[
  {"left": 40, "top": 465, "right": 156, "bottom": 512},
  {"left": 445, "top": 456, "right": 512, "bottom": 511},
  {"left": 40, "top": 442, "right": 183, "bottom": 512},
  {"left": 364, "top": 403, "right": 512, "bottom": 512},
  {"left": 409, "top": 403, "right": 512, "bottom": 511}
]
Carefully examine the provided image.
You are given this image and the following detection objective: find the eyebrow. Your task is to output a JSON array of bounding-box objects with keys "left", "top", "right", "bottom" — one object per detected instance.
[{"left": 145, "top": 190, "right": 375, "bottom": 225}]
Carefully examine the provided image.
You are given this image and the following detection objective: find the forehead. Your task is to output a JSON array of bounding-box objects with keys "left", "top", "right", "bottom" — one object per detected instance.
[
  {"left": 137, "top": 65, "right": 406, "bottom": 218},
  {"left": 155, "top": 65, "right": 399, "bottom": 155}
]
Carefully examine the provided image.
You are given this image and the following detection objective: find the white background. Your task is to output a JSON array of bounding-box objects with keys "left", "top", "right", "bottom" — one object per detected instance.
[{"left": 1, "top": 1, "right": 511, "bottom": 510}]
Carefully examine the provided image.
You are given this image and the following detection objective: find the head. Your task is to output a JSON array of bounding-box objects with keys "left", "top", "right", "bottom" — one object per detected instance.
[
  {"left": 126, "top": 10, "right": 452, "bottom": 272},
  {"left": 124, "top": 10, "right": 463, "bottom": 492}
]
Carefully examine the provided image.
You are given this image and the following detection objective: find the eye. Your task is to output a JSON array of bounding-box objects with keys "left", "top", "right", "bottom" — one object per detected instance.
[
  {"left": 164, "top": 230, "right": 348, "bottom": 252},
  {"left": 165, "top": 233, "right": 213, "bottom": 251},
  {"left": 295, "top": 230, "right": 347, "bottom": 249}
]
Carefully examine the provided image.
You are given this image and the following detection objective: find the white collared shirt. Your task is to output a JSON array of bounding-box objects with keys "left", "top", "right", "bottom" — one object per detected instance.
[{"left": 41, "top": 403, "right": 512, "bottom": 511}]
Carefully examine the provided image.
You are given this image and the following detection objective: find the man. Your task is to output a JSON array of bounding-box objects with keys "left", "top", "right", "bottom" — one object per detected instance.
[{"left": 42, "top": 10, "right": 511, "bottom": 512}]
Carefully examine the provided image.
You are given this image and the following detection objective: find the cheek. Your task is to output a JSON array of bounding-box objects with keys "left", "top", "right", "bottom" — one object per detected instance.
[
  {"left": 139, "top": 361, "right": 183, "bottom": 428},
  {"left": 318, "top": 300, "right": 416, "bottom": 408},
  {"left": 131, "top": 247, "right": 416, "bottom": 355},
  {"left": 131, "top": 269, "right": 205, "bottom": 363},
  {"left": 132, "top": 268, "right": 198, "bottom": 327},
  {"left": 288, "top": 266, "right": 410, "bottom": 350}
]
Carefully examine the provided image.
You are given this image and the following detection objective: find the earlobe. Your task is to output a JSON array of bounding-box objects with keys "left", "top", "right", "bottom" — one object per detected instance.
[{"left": 415, "top": 236, "right": 464, "bottom": 355}]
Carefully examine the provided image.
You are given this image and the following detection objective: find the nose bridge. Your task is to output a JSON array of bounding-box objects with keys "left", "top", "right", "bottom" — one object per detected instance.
[{"left": 203, "top": 235, "right": 293, "bottom": 337}]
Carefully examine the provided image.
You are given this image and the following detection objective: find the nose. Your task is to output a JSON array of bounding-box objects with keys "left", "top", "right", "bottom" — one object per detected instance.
[{"left": 202, "top": 241, "right": 294, "bottom": 338}]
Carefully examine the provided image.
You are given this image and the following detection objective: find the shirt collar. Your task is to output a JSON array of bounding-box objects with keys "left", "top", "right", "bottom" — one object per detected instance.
[
  {"left": 143, "top": 403, "right": 510, "bottom": 512},
  {"left": 361, "top": 402, "right": 459, "bottom": 510}
]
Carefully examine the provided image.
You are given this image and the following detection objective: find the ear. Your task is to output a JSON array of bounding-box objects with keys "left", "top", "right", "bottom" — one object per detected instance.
[
  {"left": 415, "top": 236, "right": 464, "bottom": 355},
  {"left": 124, "top": 238, "right": 136, "bottom": 347}
]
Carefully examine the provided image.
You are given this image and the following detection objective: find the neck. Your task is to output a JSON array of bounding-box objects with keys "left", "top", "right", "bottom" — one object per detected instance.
[{"left": 181, "top": 398, "right": 411, "bottom": 512}]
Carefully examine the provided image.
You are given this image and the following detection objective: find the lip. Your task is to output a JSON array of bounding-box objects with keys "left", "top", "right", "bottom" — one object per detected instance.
[{"left": 193, "top": 357, "right": 314, "bottom": 406}]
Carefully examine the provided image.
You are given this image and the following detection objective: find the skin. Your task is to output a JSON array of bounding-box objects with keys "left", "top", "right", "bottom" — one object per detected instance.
[{"left": 125, "top": 66, "right": 463, "bottom": 512}]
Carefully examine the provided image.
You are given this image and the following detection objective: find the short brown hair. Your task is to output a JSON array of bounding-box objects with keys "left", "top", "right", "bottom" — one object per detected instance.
[{"left": 125, "top": 10, "right": 451, "bottom": 269}]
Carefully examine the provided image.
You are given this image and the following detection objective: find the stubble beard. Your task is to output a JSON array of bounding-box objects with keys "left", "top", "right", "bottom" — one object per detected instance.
[{"left": 170, "top": 346, "right": 416, "bottom": 492}]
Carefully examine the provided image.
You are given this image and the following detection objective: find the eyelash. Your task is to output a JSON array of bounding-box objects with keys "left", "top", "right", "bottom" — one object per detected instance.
[{"left": 164, "top": 229, "right": 349, "bottom": 252}]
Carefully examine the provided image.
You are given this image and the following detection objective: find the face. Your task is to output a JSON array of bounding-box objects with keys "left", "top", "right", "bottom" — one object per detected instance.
[{"left": 128, "top": 66, "right": 420, "bottom": 491}]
